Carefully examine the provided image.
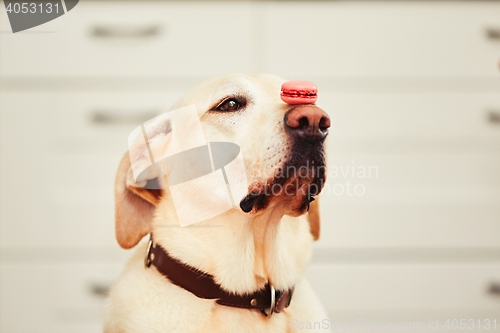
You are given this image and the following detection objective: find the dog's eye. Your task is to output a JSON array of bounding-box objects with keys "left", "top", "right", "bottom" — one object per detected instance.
[{"left": 213, "top": 97, "right": 246, "bottom": 112}]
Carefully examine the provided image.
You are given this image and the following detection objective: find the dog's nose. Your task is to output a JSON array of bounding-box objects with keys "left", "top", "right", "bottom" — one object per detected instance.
[{"left": 284, "top": 105, "right": 330, "bottom": 139}]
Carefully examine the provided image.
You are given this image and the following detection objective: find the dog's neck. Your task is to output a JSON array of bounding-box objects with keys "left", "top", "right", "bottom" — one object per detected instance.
[{"left": 150, "top": 197, "right": 313, "bottom": 295}]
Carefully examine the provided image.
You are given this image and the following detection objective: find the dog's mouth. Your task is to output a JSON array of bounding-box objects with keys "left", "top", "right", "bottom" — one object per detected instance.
[{"left": 240, "top": 140, "right": 326, "bottom": 215}]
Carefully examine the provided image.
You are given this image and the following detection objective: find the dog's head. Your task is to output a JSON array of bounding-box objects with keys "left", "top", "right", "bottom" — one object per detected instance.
[{"left": 115, "top": 73, "right": 330, "bottom": 249}]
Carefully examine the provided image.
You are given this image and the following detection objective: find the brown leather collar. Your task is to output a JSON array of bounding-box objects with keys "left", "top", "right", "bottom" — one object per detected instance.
[{"left": 144, "top": 235, "right": 294, "bottom": 317}]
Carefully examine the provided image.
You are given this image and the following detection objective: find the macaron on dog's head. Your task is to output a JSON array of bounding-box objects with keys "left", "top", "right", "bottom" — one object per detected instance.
[
  {"left": 280, "top": 80, "right": 318, "bottom": 105},
  {"left": 170, "top": 73, "right": 330, "bottom": 217}
]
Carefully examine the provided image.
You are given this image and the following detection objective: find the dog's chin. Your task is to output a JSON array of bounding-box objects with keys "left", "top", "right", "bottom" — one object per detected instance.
[{"left": 240, "top": 142, "right": 326, "bottom": 215}]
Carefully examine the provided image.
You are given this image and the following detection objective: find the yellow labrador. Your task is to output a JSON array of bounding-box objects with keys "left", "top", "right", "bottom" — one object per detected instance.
[{"left": 104, "top": 73, "right": 331, "bottom": 333}]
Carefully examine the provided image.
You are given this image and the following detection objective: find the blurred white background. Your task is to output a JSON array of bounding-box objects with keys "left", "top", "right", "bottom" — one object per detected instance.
[{"left": 0, "top": 1, "right": 499, "bottom": 332}]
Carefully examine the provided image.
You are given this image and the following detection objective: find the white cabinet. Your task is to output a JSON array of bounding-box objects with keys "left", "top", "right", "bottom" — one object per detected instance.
[
  {"left": 0, "top": 262, "right": 125, "bottom": 333},
  {"left": 0, "top": 1, "right": 255, "bottom": 77},
  {"left": 305, "top": 263, "right": 500, "bottom": 332},
  {"left": 0, "top": 92, "right": 180, "bottom": 248},
  {"left": 263, "top": 2, "right": 500, "bottom": 77},
  {"left": 1, "top": 1, "right": 499, "bottom": 331},
  {"left": 306, "top": 263, "right": 500, "bottom": 310},
  {"left": 315, "top": 93, "right": 500, "bottom": 248},
  {"left": 322, "top": 94, "right": 500, "bottom": 138}
]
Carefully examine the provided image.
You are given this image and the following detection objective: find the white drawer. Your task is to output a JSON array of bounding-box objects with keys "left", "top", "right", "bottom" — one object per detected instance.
[
  {"left": 0, "top": 92, "right": 177, "bottom": 248},
  {"left": 315, "top": 93, "right": 500, "bottom": 248},
  {"left": 317, "top": 152, "right": 500, "bottom": 248},
  {"left": 1, "top": 262, "right": 498, "bottom": 333},
  {"left": 0, "top": 1, "right": 254, "bottom": 77},
  {"left": 264, "top": 2, "right": 500, "bottom": 77},
  {"left": 318, "top": 201, "right": 500, "bottom": 248},
  {"left": 305, "top": 263, "right": 500, "bottom": 311},
  {"left": 0, "top": 262, "right": 123, "bottom": 333},
  {"left": 324, "top": 153, "right": 500, "bottom": 192},
  {"left": 321, "top": 93, "right": 500, "bottom": 138}
]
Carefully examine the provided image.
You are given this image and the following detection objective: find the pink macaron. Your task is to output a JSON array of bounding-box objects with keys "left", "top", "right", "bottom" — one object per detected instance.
[{"left": 280, "top": 80, "right": 318, "bottom": 105}]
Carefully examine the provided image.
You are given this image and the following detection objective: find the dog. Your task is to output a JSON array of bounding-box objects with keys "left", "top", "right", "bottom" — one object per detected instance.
[{"left": 104, "top": 73, "right": 331, "bottom": 333}]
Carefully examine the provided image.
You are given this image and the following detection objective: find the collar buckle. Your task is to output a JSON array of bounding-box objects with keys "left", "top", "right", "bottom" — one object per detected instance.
[
  {"left": 144, "top": 236, "right": 153, "bottom": 268},
  {"left": 260, "top": 284, "right": 276, "bottom": 318}
]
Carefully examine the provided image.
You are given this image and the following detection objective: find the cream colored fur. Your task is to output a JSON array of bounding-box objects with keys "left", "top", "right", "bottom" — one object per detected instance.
[{"left": 104, "top": 73, "right": 330, "bottom": 333}]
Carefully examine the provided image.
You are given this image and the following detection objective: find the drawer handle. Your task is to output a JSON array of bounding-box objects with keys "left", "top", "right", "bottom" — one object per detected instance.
[
  {"left": 488, "top": 282, "right": 500, "bottom": 296},
  {"left": 89, "top": 282, "right": 112, "bottom": 298},
  {"left": 90, "top": 24, "right": 161, "bottom": 38},
  {"left": 91, "top": 110, "right": 160, "bottom": 125},
  {"left": 486, "top": 27, "right": 500, "bottom": 40},
  {"left": 488, "top": 110, "right": 500, "bottom": 124}
]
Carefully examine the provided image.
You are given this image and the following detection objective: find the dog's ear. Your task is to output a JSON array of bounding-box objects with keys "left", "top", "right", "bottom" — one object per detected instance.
[
  {"left": 114, "top": 105, "right": 206, "bottom": 248},
  {"left": 114, "top": 153, "right": 163, "bottom": 249},
  {"left": 308, "top": 197, "right": 321, "bottom": 241}
]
